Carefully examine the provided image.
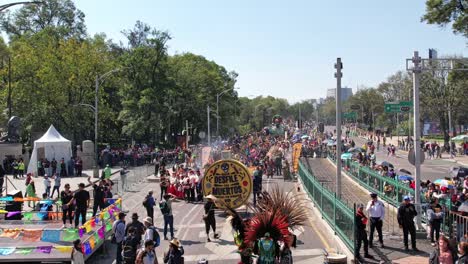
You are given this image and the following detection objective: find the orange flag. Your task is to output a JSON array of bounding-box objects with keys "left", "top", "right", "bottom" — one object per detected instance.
[
  {"left": 22, "top": 229, "right": 42, "bottom": 242},
  {"left": 0, "top": 229, "right": 21, "bottom": 239}
]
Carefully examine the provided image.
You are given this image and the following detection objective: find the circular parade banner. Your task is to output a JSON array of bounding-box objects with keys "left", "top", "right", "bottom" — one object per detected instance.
[{"left": 203, "top": 159, "right": 253, "bottom": 209}]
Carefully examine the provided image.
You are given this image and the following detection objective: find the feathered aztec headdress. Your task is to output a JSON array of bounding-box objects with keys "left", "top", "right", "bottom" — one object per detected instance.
[
  {"left": 250, "top": 185, "right": 309, "bottom": 230},
  {"left": 244, "top": 185, "right": 309, "bottom": 245}
]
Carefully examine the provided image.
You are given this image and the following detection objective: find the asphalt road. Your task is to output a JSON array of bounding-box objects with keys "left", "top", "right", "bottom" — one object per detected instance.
[
  {"left": 325, "top": 126, "right": 456, "bottom": 182},
  {"left": 87, "top": 166, "right": 328, "bottom": 264}
]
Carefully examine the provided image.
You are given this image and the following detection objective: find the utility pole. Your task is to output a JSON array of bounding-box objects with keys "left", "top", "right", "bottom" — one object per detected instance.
[
  {"left": 335, "top": 57, "right": 343, "bottom": 199},
  {"left": 207, "top": 105, "right": 211, "bottom": 146},
  {"left": 411, "top": 51, "right": 422, "bottom": 226},
  {"left": 405, "top": 53, "right": 468, "bottom": 226},
  {"left": 7, "top": 57, "right": 11, "bottom": 119},
  {"left": 94, "top": 75, "right": 99, "bottom": 178},
  {"left": 185, "top": 120, "right": 189, "bottom": 150},
  {"left": 298, "top": 104, "right": 301, "bottom": 130}
]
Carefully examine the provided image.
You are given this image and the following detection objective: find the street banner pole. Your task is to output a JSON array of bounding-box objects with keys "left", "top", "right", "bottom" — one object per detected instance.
[{"left": 335, "top": 58, "right": 343, "bottom": 199}]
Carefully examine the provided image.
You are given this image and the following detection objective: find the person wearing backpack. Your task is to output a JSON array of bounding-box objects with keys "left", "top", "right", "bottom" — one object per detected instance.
[
  {"left": 122, "top": 227, "right": 140, "bottom": 264},
  {"left": 143, "top": 191, "right": 156, "bottom": 220},
  {"left": 143, "top": 217, "right": 161, "bottom": 249},
  {"left": 112, "top": 212, "right": 127, "bottom": 264},
  {"left": 161, "top": 194, "right": 175, "bottom": 240}
]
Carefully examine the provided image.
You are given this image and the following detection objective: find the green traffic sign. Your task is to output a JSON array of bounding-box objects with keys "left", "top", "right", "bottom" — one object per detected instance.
[
  {"left": 342, "top": 112, "right": 357, "bottom": 119},
  {"left": 384, "top": 101, "right": 413, "bottom": 113}
]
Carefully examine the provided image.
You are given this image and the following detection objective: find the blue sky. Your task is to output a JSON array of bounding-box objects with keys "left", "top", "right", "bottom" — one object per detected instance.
[{"left": 77, "top": 0, "right": 467, "bottom": 103}]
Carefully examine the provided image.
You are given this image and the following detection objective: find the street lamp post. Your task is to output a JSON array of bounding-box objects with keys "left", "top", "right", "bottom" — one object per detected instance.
[
  {"left": 92, "top": 68, "right": 123, "bottom": 178},
  {"left": 335, "top": 57, "right": 343, "bottom": 199},
  {"left": 216, "top": 87, "right": 237, "bottom": 138}
]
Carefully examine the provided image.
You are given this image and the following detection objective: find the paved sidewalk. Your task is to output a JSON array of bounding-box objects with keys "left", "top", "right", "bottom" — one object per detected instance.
[
  {"left": 2, "top": 167, "right": 122, "bottom": 199},
  {"left": 357, "top": 133, "right": 468, "bottom": 167},
  {"left": 302, "top": 158, "right": 432, "bottom": 263}
]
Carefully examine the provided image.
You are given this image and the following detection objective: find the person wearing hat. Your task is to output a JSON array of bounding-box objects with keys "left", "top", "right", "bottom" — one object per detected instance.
[
  {"left": 203, "top": 194, "right": 219, "bottom": 242},
  {"left": 113, "top": 212, "right": 127, "bottom": 264},
  {"left": 71, "top": 239, "right": 84, "bottom": 264},
  {"left": 355, "top": 203, "right": 373, "bottom": 261},
  {"left": 397, "top": 196, "right": 418, "bottom": 251},
  {"left": 163, "top": 238, "right": 184, "bottom": 264},
  {"left": 143, "top": 216, "right": 161, "bottom": 248},
  {"left": 67, "top": 182, "right": 90, "bottom": 228},
  {"left": 125, "top": 213, "right": 145, "bottom": 242},
  {"left": 366, "top": 193, "right": 385, "bottom": 248}
]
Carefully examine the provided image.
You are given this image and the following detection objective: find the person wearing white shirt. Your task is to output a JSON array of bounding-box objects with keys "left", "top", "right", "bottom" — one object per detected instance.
[{"left": 366, "top": 193, "right": 385, "bottom": 248}]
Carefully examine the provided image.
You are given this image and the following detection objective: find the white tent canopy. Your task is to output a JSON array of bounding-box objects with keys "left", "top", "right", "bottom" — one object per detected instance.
[{"left": 27, "top": 125, "right": 72, "bottom": 175}]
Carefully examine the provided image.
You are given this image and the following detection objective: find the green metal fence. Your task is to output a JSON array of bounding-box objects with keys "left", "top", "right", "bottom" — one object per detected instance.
[
  {"left": 298, "top": 160, "right": 355, "bottom": 251},
  {"left": 327, "top": 153, "right": 453, "bottom": 225}
]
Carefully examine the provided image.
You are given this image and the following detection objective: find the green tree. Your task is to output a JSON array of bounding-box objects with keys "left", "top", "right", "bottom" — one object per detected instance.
[
  {"left": 0, "top": 0, "right": 86, "bottom": 39},
  {"left": 421, "top": 0, "right": 468, "bottom": 38}
]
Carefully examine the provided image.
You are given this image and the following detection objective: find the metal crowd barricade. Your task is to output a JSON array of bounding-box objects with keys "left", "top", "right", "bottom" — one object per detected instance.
[{"left": 124, "top": 164, "right": 153, "bottom": 192}]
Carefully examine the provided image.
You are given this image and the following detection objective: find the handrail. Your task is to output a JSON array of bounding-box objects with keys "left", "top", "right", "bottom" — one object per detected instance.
[{"left": 298, "top": 160, "right": 355, "bottom": 251}]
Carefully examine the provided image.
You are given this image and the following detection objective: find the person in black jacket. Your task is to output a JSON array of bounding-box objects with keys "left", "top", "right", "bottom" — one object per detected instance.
[
  {"left": 355, "top": 203, "right": 373, "bottom": 262},
  {"left": 397, "top": 196, "right": 418, "bottom": 251},
  {"left": 0, "top": 164, "right": 5, "bottom": 195},
  {"left": 252, "top": 166, "right": 263, "bottom": 206}
]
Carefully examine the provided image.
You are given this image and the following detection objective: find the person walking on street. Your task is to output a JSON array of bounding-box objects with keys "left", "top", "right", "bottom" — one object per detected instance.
[
  {"left": 355, "top": 203, "right": 373, "bottom": 262},
  {"left": 160, "top": 172, "right": 169, "bottom": 200},
  {"left": 253, "top": 166, "right": 263, "bottom": 206},
  {"left": 71, "top": 239, "right": 85, "bottom": 264},
  {"left": 50, "top": 174, "right": 61, "bottom": 198},
  {"left": 143, "top": 217, "right": 161, "bottom": 248},
  {"left": 125, "top": 213, "right": 145, "bottom": 243},
  {"left": 104, "top": 164, "right": 112, "bottom": 179},
  {"left": 25, "top": 180, "right": 37, "bottom": 207},
  {"left": 143, "top": 191, "right": 156, "bottom": 220},
  {"left": 112, "top": 212, "right": 127, "bottom": 264},
  {"left": 122, "top": 227, "right": 140, "bottom": 264},
  {"left": 75, "top": 157, "right": 83, "bottom": 177},
  {"left": 67, "top": 183, "right": 90, "bottom": 228},
  {"left": 0, "top": 164, "right": 5, "bottom": 195},
  {"left": 397, "top": 196, "right": 418, "bottom": 251},
  {"left": 160, "top": 194, "right": 175, "bottom": 240},
  {"left": 51, "top": 158, "right": 57, "bottom": 175},
  {"left": 60, "top": 158, "right": 67, "bottom": 177},
  {"left": 61, "top": 183, "right": 74, "bottom": 228},
  {"left": 366, "top": 193, "right": 385, "bottom": 248},
  {"left": 88, "top": 177, "right": 106, "bottom": 216},
  {"left": 136, "top": 240, "right": 159, "bottom": 264},
  {"left": 163, "top": 238, "right": 184, "bottom": 264},
  {"left": 120, "top": 166, "right": 128, "bottom": 191},
  {"left": 44, "top": 175, "right": 51, "bottom": 197},
  {"left": 203, "top": 194, "right": 219, "bottom": 242},
  {"left": 428, "top": 198, "right": 444, "bottom": 246},
  {"left": 18, "top": 159, "right": 25, "bottom": 178}
]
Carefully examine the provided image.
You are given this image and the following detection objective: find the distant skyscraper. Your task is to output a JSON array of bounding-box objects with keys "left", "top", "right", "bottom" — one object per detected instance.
[{"left": 326, "top": 87, "right": 353, "bottom": 101}]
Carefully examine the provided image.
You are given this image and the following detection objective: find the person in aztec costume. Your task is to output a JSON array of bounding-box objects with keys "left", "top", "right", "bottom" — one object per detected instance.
[{"left": 225, "top": 186, "right": 308, "bottom": 264}]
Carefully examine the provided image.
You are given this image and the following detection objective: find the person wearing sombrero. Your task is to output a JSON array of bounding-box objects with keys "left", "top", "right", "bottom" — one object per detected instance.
[
  {"left": 203, "top": 194, "right": 219, "bottom": 242},
  {"left": 163, "top": 238, "right": 184, "bottom": 264}
]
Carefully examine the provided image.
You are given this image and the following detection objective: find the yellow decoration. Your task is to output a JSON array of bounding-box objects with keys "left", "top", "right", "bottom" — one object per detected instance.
[{"left": 202, "top": 159, "right": 253, "bottom": 209}]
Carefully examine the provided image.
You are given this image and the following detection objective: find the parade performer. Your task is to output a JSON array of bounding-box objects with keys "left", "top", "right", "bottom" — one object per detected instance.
[{"left": 245, "top": 186, "right": 307, "bottom": 264}]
